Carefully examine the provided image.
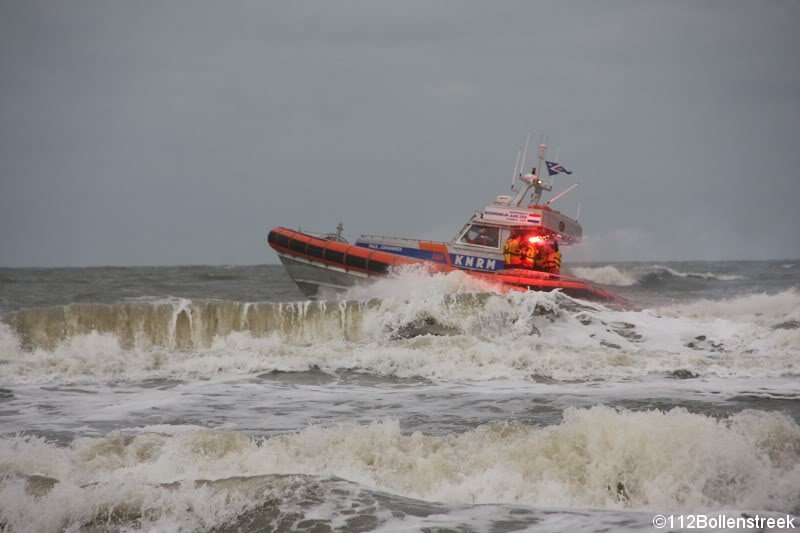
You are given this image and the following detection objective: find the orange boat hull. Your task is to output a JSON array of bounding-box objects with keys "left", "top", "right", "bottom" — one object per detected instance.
[{"left": 268, "top": 227, "right": 629, "bottom": 306}]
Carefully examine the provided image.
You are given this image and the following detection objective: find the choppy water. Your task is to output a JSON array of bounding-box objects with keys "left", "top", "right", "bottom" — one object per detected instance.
[{"left": 0, "top": 261, "right": 799, "bottom": 532}]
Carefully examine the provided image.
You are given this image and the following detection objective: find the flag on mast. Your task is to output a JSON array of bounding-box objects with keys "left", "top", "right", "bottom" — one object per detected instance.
[{"left": 545, "top": 161, "right": 573, "bottom": 176}]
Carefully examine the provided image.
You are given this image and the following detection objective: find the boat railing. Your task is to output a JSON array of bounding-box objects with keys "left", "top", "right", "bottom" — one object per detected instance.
[
  {"left": 295, "top": 229, "right": 349, "bottom": 244},
  {"left": 358, "top": 234, "right": 448, "bottom": 245}
]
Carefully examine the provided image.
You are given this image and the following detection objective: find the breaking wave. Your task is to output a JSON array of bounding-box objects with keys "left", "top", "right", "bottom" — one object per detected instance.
[
  {"left": 338, "top": 265, "right": 497, "bottom": 300},
  {"left": 5, "top": 291, "right": 531, "bottom": 351},
  {"left": 570, "top": 264, "right": 744, "bottom": 287},
  {"left": 660, "top": 288, "right": 800, "bottom": 324},
  {"left": 1, "top": 282, "right": 798, "bottom": 384},
  {"left": 1, "top": 407, "right": 798, "bottom": 532}
]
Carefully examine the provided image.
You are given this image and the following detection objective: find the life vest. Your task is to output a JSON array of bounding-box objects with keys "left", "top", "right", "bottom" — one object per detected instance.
[
  {"left": 515, "top": 244, "right": 533, "bottom": 268},
  {"left": 543, "top": 251, "right": 562, "bottom": 273},
  {"left": 504, "top": 239, "right": 524, "bottom": 266}
]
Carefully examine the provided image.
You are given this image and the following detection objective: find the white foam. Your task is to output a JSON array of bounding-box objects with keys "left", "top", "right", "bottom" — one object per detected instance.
[
  {"left": 658, "top": 288, "right": 800, "bottom": 323},
  {"left": 340, "top": 265, "right": 500, "bottom": 301},
  {"left": 0, "top": 322, "right": 20, "bottom": 355},
  {"left": 647, "top": 264, "right": 744, "bottom": 281},
  {"left": 570, "top": 264, "right": 744, "bottom": 286},
  {"left": 2, "top": 288, "right": 799, "bottom": 385},
  {"left": 570, "top": 265, "right": 640, "bottom": 286},
  {"left": 1, "top": 407, "right": 798, "bottom": 532}
]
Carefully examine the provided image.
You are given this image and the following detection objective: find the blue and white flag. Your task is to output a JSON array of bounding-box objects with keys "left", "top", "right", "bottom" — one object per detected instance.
[{"left": 545, "top": 161, "right": 573, "bottom": 176}]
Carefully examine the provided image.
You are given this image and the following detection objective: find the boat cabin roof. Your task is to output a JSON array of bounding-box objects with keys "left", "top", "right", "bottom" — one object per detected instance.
[{"left": 457, "top": 200, "right": 582, "bottom": 245}]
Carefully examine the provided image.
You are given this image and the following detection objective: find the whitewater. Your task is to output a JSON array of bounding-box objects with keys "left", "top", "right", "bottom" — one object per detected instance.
[{"left": 0, "top": 261, "right": 798, "bottom": 532}]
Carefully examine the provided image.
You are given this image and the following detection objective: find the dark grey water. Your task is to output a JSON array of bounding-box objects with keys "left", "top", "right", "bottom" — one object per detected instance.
[
  {"left": 0, "top": 265, "right": 304, "bottom": 312},
  {"left": 1, "top": 261, "right": 796, "bottom": 312},
  {"left": 0, "top": 261, "right": 798, "bottom": 532}
]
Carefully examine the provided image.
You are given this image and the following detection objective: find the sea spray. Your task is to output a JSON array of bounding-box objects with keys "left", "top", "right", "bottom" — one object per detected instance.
[
  {"left": 571, "top": 264, "right": 745, "bottom": 287},
  {"left": 1, "top": 288, "right": 799, "bottom": 384},
  {"left": 1, "top": 407, "right": 798, "bottom": 532}
]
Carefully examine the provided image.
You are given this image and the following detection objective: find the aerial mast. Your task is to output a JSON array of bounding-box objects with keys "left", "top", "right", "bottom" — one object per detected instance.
[
  {"left": 530, "top": 142, "right": 552, "bottom": 205},
  {"left": 535, "top": 142, "right": 546, "bottom": 181},
  {"left": 510, "top": 147, "right": 522, "bottom": 190},
  {"left": 519, "top": 133, "right": 530, "bottom": 181}
]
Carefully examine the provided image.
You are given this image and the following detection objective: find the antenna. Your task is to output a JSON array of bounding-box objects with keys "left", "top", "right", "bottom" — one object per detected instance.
[
  {"left": 551, "top": 146, "right": 559, "bottom": 188},
  {"left": 519, "top": 133, "right": 530, "bottom": 179},
  {"left": 546, "top": 183, "right": 579, "bottom": 206},
  {"left": 535, "top": 141, "right": 547, "bottom": 183},
  {"left": 576, "top": 202, "right": 582, "bottom": 221},
  {"left": 511, "top": 147, "right": 521, "bottom": 190}
]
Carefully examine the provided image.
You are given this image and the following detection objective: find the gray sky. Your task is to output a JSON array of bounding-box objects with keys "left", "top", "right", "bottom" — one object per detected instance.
[{"left": 1, "top": 1, "right": 799, "bottom": 267}]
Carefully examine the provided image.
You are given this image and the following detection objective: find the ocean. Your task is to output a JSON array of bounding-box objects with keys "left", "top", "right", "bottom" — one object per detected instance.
[{"left": 0, "top": 261, "right": 798, "bottom": 532}]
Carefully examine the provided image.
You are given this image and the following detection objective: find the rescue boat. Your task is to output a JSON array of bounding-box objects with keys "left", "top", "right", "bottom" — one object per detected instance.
[{"left": 267, "top": 141, "right": 629, "bottom": 306}]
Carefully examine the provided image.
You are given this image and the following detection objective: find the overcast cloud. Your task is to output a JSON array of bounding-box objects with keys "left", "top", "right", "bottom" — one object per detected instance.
[{"left": 1, "top": 1, "right": 798, "bottom": 266}]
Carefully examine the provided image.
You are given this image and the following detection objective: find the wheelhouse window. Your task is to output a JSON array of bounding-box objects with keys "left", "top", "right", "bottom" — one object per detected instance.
[{"left": 460, "top": 224, "right": 499, "bottom": 248}]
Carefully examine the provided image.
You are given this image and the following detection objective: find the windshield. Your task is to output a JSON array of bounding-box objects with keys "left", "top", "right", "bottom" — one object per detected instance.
[{"left": 460, "top": 224, "right": 499, "bottom": 248}]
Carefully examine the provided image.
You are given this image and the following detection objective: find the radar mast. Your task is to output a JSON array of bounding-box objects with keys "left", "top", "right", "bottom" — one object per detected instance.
[{"left": 511, "top": 142, "right": 552, "bottom": 206}]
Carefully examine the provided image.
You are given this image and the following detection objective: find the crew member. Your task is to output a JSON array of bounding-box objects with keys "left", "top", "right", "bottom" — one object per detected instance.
[
  {"left": 542, "top": 240, "right": 562, "bottom": 274},
  {"left": 519, "top": 235, "right": 545, "bottom": 271},
  {"left": 522, "top": 240, "right": 538, "bottom": 269},
  {"left": 503, "top": 232, "right": 524, "bottom": 267},
  {"left": 476, "top": 228, "right": 495, "bottom": 247}
]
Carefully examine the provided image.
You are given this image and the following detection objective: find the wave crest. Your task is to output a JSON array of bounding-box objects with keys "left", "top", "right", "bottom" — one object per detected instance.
[
  {"left": 659, "top": 288, "right": 800, "bottom": 323},
  {"left": 1, "top": 289, "right": 799, "bottom": 384},
  {"left": 1, "top": 407, "right": 798, "bottom": 531},
  {"left": 571, "top": 264, "right": 744, "bottom": 287}
]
